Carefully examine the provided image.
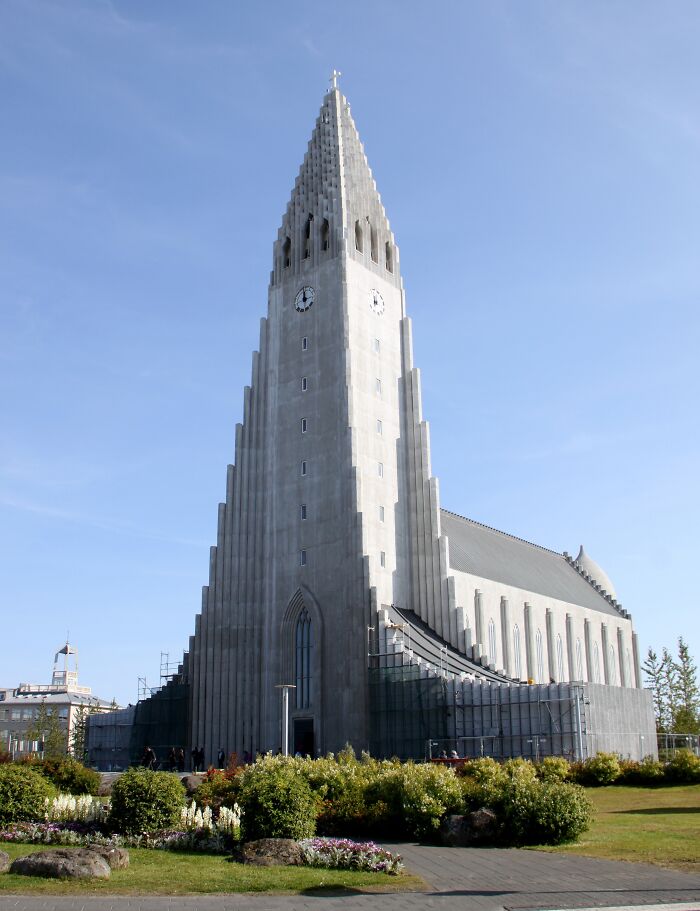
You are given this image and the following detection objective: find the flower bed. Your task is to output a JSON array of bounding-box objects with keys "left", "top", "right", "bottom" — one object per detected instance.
[{"left": 299, "top": 837, "right": 403, "bottom": 874}]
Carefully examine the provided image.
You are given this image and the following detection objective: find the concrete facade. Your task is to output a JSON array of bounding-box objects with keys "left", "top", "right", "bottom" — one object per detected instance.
[{"left": 102, "top": 86, "right": 655, "bottom": 765}]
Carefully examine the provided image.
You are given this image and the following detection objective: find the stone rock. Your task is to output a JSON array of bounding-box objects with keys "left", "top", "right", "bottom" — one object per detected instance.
[
  {"left": 236, "top": 838, "right": 303, "bottom": 867},
  {"left": 440, "top": 808, "right": 499, "bottom": 847},
  {"left": 10, "top": 848, "right": 111, "bottom": 880},
  {"left": 0, "top": 850, "right": 10, "bottom": 874},
  {"left": 86, "top": 845, "right": 130, "bottom": 870}
]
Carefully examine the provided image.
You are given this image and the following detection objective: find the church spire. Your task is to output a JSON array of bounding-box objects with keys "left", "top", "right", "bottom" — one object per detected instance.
[{"left": 272, "top": 82, "right": 400, "bottom": 286}]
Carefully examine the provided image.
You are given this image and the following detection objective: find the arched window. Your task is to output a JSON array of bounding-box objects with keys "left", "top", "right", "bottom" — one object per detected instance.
[
  {"left": 303, "top": 214, "right": 312, "bottom": 259},
  {"left": 385, "top": 241, "right": 393, "bottom": 273},
  {"left": 576, "top": 638, "right": 584, "bottom": 681},
  {"left": 354, "top": 219, "right": 363, "bottom": 252},
  {"left": 370, "top": 222, "right": 378, "bottom": 262},
  {"left": 295, "top": 608, "right": 311, "bottom": 709},
  {"left": 512, "top": 624, "right": 522, "bottom": 679},
  {"left": 536, "top": 629, "right": 544, "bottom": 683},
  {"left": 556, "top": 634, "right": 565, "bottom": 681},
  {"left": 283, "top": 236, "right": 291, "bottom": 268},
  {"left": 593, "top": 642, "right": 601, "bottom": 683},
  {"left": 608, "top": 644, "right": 617, "bottom": 685},
  {"left": 321, "top": 218, "right": 329, "bottom": 251},
  {"left": 488, "top": 618, "right": 497, "bottom": 664}
]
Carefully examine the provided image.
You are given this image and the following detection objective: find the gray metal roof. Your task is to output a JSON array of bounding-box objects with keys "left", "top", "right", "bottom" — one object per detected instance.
[{"left": 441, "top": 509, "right": 621, "bottom": 617}]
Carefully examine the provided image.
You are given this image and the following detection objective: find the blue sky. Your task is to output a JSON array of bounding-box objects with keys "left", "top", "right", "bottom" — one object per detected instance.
[{"left": 1, "top": 0, "right": 698, "bottom": 706}]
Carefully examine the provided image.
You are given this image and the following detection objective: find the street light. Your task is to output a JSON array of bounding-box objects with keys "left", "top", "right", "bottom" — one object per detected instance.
[{"left": 275, "top": 685, "right": 296, "bottom": 756}]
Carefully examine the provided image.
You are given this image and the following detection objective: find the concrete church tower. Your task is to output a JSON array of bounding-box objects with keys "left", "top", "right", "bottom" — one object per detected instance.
[
  {"left": 112, "top": 79, "right": 654, "bottom": 768},
  {"left": 186, "top": 80, "right": 450, "bottom": 759}
]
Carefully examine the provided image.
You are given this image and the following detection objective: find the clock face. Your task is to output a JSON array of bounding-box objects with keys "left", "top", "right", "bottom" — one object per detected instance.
[
  {"left": 294, "top": 286, "right": 315, "bottom": 312},
  {"left": 370, "top": 289, "right": 385, "bottom": 315}
]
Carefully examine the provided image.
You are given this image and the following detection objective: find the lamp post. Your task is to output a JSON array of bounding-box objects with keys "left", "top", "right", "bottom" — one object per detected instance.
[{"left": 275, "top": 685, "right": 296, "bottom": 756}]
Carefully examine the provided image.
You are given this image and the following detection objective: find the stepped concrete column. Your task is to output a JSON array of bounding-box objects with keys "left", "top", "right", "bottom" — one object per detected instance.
[
  {"left": 500, "top": 597, "right": 512, "bottom": 677},
  {"left": 565, "top": 614, "right": 575, "bottom": 681},
  {"left": 545, "top": 609, "right": 555, "bottom": 683},
  {"left": 584, "top": 619, "right": 593, "bottom": 683},
  {"left": 474, "top": 590, "right": 483, "bottom": 653},
  {"left": 601, "top": 623, "right": 611, "bottom": 684},
  {"left": 632, "top": 632, "right": 642, "bottom": 688}
]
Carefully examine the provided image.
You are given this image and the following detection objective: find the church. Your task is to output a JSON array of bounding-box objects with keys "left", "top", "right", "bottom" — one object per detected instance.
[{"left": 87, "top": 81, "right": 656, "bottom": 769}]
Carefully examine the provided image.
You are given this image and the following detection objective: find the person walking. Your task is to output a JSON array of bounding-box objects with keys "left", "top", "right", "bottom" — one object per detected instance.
[
  {"left": 142, "top": 745, "right": 157, "bottom": 770},
  {"left": 217, "top": 747, "right": 226, "bottom": 768}
]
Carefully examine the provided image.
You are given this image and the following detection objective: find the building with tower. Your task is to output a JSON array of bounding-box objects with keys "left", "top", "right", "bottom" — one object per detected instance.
[{"left": 87, "top": 80, "right": 656, "bottom": 769}]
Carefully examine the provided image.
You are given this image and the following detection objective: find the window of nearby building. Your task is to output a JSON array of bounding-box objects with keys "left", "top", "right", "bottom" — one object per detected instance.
[
  {"left": 295, "top": 607, "right": 311, "bottom": 709},
  {"left": 593, "top": 642, "right": 601, "bottom": 683},
  {"left": 301, "top": 418, "right": 307, "bottom": 433},
  {"left": 513, "top": 624, "right": 522, "bottom": 679},
  {"left": 58, "top": 707, "right": 68, "bottom": 720},
  {"left": 301, "top": 460, "right": 307, "bottom": 476},
  {"left": 11, "top": 709, "right": 20, "bottom": 721},
  {"left": 302, "top": 336, "right": 308, "bottom": 351},
  {"left": 300, "top": 504, "right": 307, "bottom": 520},
  {"left": 536, "top": 629, "right": 544, "bottom": 683},
  {"left": 375, "top": 378, "right": 382, "bottom": 396},
  {"left": 379, "top": 505, "right": 385, "bottom": 522},
  {"left": 380, "top": 551, "right": 386, "bottom": 568},
  {"left": 300, "top": 550, "right": 307, "bottom": 566},
  {"left": 576, "top": 638, "right": 584, "bottom": 681},
  {"left": 556, "top": 634, "right": 565, "bottom": 681},
  {"left": 378, "top": 462, "right": 384, "bottom": 478},
  {"left": 21, "top": 708, "right": 33, "bottom": 721},
  {"left": 301, "top": 376, "right": 307, "bottom": 392},
  {"left": 376, "top": 419, "right": 383, "bottom": 435},
  {"left": 488, "top": 618, "right": 497, "bottom": 664},
  {"left": 373, "top": 337, "right": 380, "bottom": 353}
]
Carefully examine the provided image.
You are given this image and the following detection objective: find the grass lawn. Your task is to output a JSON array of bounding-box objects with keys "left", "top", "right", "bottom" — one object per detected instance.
[
  {"left": 534, "top": 784, "right": 700, "bottom": 873},
  {"left": 0, "top": 843, "right": 425, "bottom": 895}
]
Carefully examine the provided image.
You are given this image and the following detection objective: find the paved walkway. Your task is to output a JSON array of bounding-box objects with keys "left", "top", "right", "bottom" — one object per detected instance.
[{"left": 1, "top": 843, "right": 699, "bottom": 911}]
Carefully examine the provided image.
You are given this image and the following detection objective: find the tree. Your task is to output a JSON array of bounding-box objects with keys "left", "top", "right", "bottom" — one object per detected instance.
[
  {"left": 25, "top": 702, "right": 68, "bottom": 758},
  {"left": 643, "top": 639, "right": 700, "bottom": 734},
  {"left": 674, "top": 638, "right": 700, "bottom": 734}
]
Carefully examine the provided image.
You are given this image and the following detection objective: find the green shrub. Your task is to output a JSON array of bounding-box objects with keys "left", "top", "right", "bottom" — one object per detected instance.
[
  {"left": 35, "top": 756, "right": 100, "bottom": 795},
  {"left": 619, "top": 757, "right": 664, "bottom": 786},
  {"left": 0, "top": 764, "right": 56, "bottom": 824},
  {"left": 238, "top": 755, "right": 318, "bottom": 841},
  {"left": 304, "top": 750, "right": 377, "bottom": 836},
  {"left": 536, "top": 756, "right": 571, "bottom": 782},
  {"left": 501, "top": 778, "right": 592, "bottom": 845},
  {"left": 570, "top": 752, "right": 621, "bottom": 786},
  {"left": 459, "top": 757, "right": 508, "bottom": 809},
  {"left": 664, "top": 749, "right": 700, "bottom": 784},
  {"left": 194, "top": 768, "right": 241, "bottom": 815},
  {"left": 108, "top": 768, "right": 185, "bottom": 834}
]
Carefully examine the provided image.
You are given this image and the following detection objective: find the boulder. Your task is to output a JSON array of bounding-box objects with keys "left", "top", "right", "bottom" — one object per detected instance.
[
  {"left": 0, "top": 850, "right": 10, "bottom": 874},
  {"left": 86, "top": 845, "right": 130, "bottom": 870},
  {"left": 236, "top": 838, "right": 304, "bottom": 867},
  {"left": 10, "top": 848, "right": 111, "bottom": 880},
  {"left": 440, "top": 808, "right": 499, "bottom": 846}
]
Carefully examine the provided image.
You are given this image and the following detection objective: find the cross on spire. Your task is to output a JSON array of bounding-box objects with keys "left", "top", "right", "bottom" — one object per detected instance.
[{"left": 329, "top": 69, "right": 341, "bottom": 91}]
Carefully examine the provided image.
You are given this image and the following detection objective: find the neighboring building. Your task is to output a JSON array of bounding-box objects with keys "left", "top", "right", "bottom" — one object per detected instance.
[
  {"left": 0, "top": 642, "right": 115, "bottom": 758},
  {"left": 88, "top": 81, "right": 656, "bottom": 769}
]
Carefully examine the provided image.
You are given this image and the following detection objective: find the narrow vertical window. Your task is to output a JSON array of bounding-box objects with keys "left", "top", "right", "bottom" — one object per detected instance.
[
  {"left": 385, "top": 241, "right": 393, "bottom": 273},
  {"left": 301, "top": 418, "right": 307, "bottom": 433},
  {"left": 295, "top": 607, "right": 311, "bottom": 709},
  {"left": 354, "top": 219, "right": 363, "bottom": 252},
  {"left": 488, "top": 618, "right": 497, "bottom": 664},
  {"left": 301, "top": 460, "right": 307, "bottom": 476},
  {"left": 299, "top": 550, "right": 307, "bottom": 566},
  {"left": 300, "top": 504, "right": 307, "bottom": 520},
  {"left": 576, "top": 639, "right": 584, "bottom": 681},
  {"left": 379, "top": 505, "right": 385, "bottom": 522},
  {"left": 376, "top": 419, "right": 383, "bottom": 435},
  {"left": 283, "top": 236, "right": 291, "bottom": 268},
  {"left": 536, "top": 629, "right": 544, "bottom": 683},
  {"left": 370, "top": 222, "right": 378, "bottom": 262},
  {"left": 302, "top": 337, "right": 308, "bottom": 351},
  {"left": 556, "top": 634, "right": 565, "bottom": 681},
  {"left": 609, "top": 644, "right": 617, "bottom": 685},
  {"left": 373, "top": 337, "right": 380, "bottom": 353},
  {"left": 321, "top": 218, "right": 329, "bottom": 251},
  {"left": 303, "top": 214, "right": 312, "bottom": 259},
  {"left": 513, "top": 624, "right": 522, "bottom": 679},
  {"left": 378, "top": 462, "right": 384, "bottom": 478},
  {"left": 301, "top": 376, "right": 307, "bottom": 392},
  {"left": 593, "top": 642, "right": 601, "bottom": 683},
  {"left": 375, "top": 378, "right": 382, "bottom": 396},
  {"left": 380, "top": 551, "right": 386, "bottom": 568}
]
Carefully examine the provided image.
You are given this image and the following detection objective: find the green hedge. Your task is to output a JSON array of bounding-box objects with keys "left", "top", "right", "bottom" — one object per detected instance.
[
  {"left": 108, "top": 768, "right": 185, "bottom": 834},
  {"left": 33, "top": 756, "right": 100, "bottom": 795},
  {"left": 238, "top": 756, "right": 318, "bottom": 841},
  {"left": 0, "top": 764, "right": 56, "bottom": 825}
]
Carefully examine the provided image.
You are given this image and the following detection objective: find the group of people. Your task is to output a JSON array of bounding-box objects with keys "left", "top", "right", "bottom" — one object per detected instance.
[{"left": 140, "top": 744, "right": 247, "bottom": 772}]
